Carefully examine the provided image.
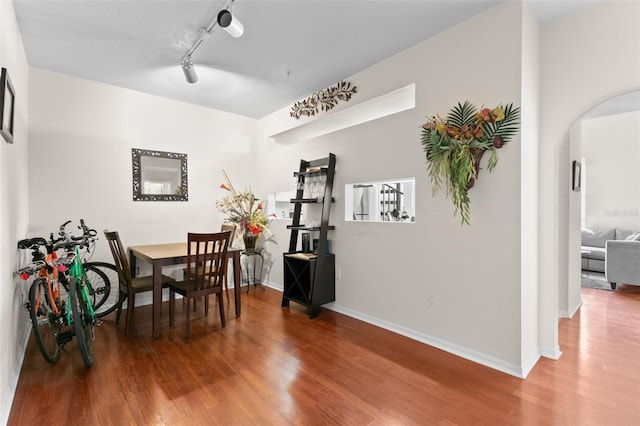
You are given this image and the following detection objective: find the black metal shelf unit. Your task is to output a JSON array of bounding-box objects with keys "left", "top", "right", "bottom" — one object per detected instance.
[{"left": 282, "top": 153, "right": 336, "bottom": 318}]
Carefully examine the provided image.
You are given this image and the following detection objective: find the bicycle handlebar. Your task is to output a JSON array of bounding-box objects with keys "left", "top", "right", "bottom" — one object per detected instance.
[
  {"left": 59, "top": 220, "right": 72, "bottom": 233},
  {"left": 79, "top": 219, "right": 97, "bottom": 237},
  {"left": 58, "top": 219, "right": 98, "bottom": 243},
  {"left": 17, "top": 219, "right": 98, "bottom": 252},
  {"left": 16, "top": 219, "right": 99, "bottom": 278}
]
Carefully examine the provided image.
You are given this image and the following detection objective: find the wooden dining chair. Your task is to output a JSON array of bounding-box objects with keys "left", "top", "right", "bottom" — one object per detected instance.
[
  {"left": 183, "top": 224, "right": 235, "bottom": 307},
  {"left": 168, "top": 231, "right": 231, "bottom": 339},
  {"left": 104, "top": 230, "right": 176, "bottom": 333}
]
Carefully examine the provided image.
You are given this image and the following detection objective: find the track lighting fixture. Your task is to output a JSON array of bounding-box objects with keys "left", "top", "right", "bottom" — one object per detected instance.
[
  {"left": 181, "top": 56, "right": 197, "bottom": 83},
  {"left": 217, "top": 9, "right": 244, "bottom": 38},
  {"left": 180, "top": 0, "right": 243, "bottom": 84}
]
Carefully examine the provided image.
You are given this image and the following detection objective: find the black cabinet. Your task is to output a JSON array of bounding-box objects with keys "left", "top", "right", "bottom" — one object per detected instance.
[{"left": 282, "top": 153, "right": 336, "bottom": 318}]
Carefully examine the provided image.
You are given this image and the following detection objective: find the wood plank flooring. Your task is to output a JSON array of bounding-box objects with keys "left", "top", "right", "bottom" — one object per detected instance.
[{"left": 8, "top": 284, "right": 640, "bottom": 425}]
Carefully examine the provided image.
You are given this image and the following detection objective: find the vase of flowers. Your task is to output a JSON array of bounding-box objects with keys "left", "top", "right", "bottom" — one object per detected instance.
[
  {"left": 420, "top": 101, "right": 520, "bottom": 225},
  {"left": 216, "top": 170, "right": 271, "bottom": 249}
]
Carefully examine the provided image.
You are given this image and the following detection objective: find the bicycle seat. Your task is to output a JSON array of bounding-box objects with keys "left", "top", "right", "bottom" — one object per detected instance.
[{"left": 17, "top": 237, "right": 47, "bottom": 249}]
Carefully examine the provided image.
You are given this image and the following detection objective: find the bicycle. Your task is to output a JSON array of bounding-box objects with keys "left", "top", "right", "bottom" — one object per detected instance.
[
  {"left": 16, "top": 239, "right": 67, "bottom": 363},
  {"left": 20, "top": 220, "right": 118, "bottom": 316},
  {"left": 16, "top": 219, "right": 111, "bottom": 366},
  {"left": 56, "top": 220, "right": 119, "bottom": 318}
]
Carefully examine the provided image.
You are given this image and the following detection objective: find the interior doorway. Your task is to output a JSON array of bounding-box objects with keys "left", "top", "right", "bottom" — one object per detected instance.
[{"left": 562, "top": 90, "right": 640, "bottom": 317}]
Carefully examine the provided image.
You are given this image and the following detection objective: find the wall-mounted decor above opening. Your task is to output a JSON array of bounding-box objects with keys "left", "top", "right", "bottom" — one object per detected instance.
[
  {"left": 0, "top": 68, "right": 16, "bottom": 144},
  {"left": 290, "top": 80, "right": 357, "bottom": 119},
  {"left": 345, "top": 178, "right": 415, "bottom": 223},
  {"left": 273, "top": 83, "right": 415, "bottom": 144},
  {"left": 132, "top": 148, "right": 188, "bottom": 201}
]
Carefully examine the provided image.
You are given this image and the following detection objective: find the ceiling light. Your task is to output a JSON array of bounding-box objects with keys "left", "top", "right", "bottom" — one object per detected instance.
[
  {"left": 180, "top": 0, "right": 244, "bottom": 83},
  {"left": 217, "top": 9, "right": 244, "bottom": 38},
  {"left": 181, "top": 56, "right": 197, "bottom": 83}
]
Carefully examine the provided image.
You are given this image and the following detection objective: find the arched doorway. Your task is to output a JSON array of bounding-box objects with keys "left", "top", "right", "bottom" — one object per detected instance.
[{"left": 560, "top": 90, "right": 640, "bottom": 317}]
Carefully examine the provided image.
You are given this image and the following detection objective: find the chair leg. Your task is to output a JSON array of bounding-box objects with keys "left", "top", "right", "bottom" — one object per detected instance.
[
  {"left": 184, "top": 296, "right": 191, "bottom": 339},
  {"left": 125, "top": 293, "right": 135, "bottom": 334},
  {"left": 218, "top": 290, "right": 225, "bottom": 327},
  {"left": 169, "top": 290, "right": 175, "bottom": 326},
  {"left": 115, "top": 291, "right": 125, "bottom": 326},
  {"left": 204, "top": 295, "right": 209, "bottom": 316},
  {"left": 224, "top": 275, "right": 229, "bottom": 304}
]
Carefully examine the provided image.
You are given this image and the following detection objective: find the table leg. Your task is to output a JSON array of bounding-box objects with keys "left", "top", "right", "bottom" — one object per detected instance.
[
  {"left": 152, "top": 261, "right": 162, "bottom": 339},
  {"left": 233, "top": 251, "right": 241, "bottom": 317},
  {"left": 130, "top": 253, "right": 137, "bottom": 278}
]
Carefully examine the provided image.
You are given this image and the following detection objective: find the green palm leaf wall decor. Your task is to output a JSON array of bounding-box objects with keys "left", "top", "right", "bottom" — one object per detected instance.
[{"left": 420, "top": 101, "right": 521, "bottom": 225}]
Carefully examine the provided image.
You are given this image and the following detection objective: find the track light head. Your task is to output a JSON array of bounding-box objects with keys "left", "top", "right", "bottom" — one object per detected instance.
[
  {"left": 217, "top": 9, "right": 244, "bottom": 38},
  {"left": 181, "top": 56, "right": 198, "bottom": 83}
]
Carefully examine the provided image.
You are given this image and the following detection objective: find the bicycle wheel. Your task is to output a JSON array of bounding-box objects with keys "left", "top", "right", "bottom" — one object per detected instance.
[
  {"left": 28, "top": 279, "right": 61, "bottom": 363},
  {"left": 69, "top": 277, "right": 93, "bottom": 367},
  {"left": 84, "top": 262, "right": 119, "bottom": 317}
]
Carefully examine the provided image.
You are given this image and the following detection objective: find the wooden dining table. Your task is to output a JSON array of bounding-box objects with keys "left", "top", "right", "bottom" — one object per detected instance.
[{"left": 128, "top": 242, "right": 242, "bottom": 339}]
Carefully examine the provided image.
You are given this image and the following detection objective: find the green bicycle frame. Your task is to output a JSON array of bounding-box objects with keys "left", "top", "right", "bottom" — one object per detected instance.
[{"left": 65, "top": 244, "right": 96, "bottom": 324}]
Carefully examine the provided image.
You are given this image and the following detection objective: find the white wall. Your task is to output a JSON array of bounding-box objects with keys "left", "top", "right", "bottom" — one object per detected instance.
[
  {"left": 28, "top": 69, "right": 258, "bottom": 273},
  {"left": 581, "top": 111, "right": 640, "bottom": 231},
  {"left": 539, "top": 0, "right": 640, "bottom": 355},
  {"left": 259, "top": 2, "right": 527, "bottom": 376},
  {"left": 0, "top": 1, "right": 31, "bottom": 423}
]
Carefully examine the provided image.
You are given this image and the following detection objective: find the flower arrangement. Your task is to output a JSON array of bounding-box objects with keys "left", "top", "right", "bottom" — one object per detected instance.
[
  {"left": 216, "top": 170, "right": 271, "bottom": 245},
  {"left": 420, "top": 101, "right": 520, "bottom": 225}
]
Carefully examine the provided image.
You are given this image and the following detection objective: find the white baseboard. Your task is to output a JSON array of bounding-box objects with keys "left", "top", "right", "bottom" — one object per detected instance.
[
  {"left": 559, "top": 298, "right": 583, "bottom": 319},
  {"left": 324, "top": 302, "right": 529, "bottom": 379},
  {"left": 2, "top": 322, "right": 31, "bottom": 426},
  {"left": 130, "top": 281, "right": 284, "bottom": 307},
  {"left": 540, "top": 344, "right": 562, "bottom": 360},
  {"left": 521, "top": 348, "right": 541, "bottom": 378},
  {"left": 264, "top": 282, "right": 541, "bottom": 378},
  {"left": 262, "top": 280, "right": 283, "bottom": 292}
]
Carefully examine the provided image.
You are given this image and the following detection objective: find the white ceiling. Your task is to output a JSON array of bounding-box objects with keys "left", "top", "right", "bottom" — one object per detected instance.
[{"left": 13, "top": 0, "right": 615, "bottom": 119}]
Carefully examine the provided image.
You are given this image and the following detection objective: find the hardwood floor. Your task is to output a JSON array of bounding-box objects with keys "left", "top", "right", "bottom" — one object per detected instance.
[{"left": 9, "top": 284, "right": 640, "bottom": 425}]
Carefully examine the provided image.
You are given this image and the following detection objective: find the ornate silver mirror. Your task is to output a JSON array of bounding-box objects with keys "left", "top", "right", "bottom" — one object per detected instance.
[{"left": 132, "top": 148, "right": 188, "bottom": 201}]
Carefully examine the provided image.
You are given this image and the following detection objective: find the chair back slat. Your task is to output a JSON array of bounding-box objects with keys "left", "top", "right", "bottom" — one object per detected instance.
[
  {"left": 185, "top": 231, "right": 231, "bottom": 295},
  {"left": 221, "top": 224, "right": 236, "bottom": 246},
  {"left": 104, "top": 230, "right": 130, "bottom": 290}
]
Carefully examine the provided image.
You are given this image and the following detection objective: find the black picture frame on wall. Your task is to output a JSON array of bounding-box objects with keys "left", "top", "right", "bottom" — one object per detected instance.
[
  {"left": 0, "top": 68, "right": 16, "bottom": 144},
  {"left": 572, "top": 160, "right": 581, "bottom": 191}
]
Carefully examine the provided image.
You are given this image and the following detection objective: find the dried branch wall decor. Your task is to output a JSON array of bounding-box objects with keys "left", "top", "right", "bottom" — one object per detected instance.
[{"left": 290, "top": 80, "right": 357, "bottom": 119}]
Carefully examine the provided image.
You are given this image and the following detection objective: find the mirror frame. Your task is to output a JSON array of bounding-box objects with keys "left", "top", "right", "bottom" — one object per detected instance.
[{"left": 132, "top": 148, "right": 188, "bottom": 201}]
